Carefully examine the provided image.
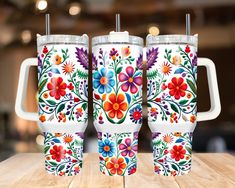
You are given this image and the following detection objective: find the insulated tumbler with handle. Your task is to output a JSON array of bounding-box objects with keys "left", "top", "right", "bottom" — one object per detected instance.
[
  {"left": 146, "top": 34, "right": 221, "bottom": 176},
  {"left": 92, "top": 31, "right": 144, "bottom": 176},
  {"left": 15, "top": 34, "right": 89, "bottom": 176}
]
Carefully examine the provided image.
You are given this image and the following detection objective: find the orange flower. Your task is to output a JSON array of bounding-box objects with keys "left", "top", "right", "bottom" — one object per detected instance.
[
  {"left": 161, "top": 62, "right": 172, "bottom": 75},
  {"left": 185, "top": 156, "right": 190, "bottom": 160},
  {"left": 39, "top": 115, "right": 46, "bottom": 122},
  {"left": 103, "top": 93, "right": 127, "bottom": 119},
  {"left": 163, "top": 134, "right": 173, "bottom": 144},
  {"left": 106, "top": 157, "right": 126, "bottom": 175},
  {"left": 54, "top": 54, "right": 62, "bottom": 65},
  {"left": 43, "top": 93, "right": 48, "bottom": 99},
  {"left": 55, "top": 133, "right": 62, "bottom": 137},
  {"left": 63, "top": 134, "right": 73, "bottom": 144},
  {"left": 102, "top": 94, "right": 106, "bottom": 101},
  {"left": 171, "top": 171, "right": 177, "bottom": 176},
  {"left": 187, "top": 93, "right": 192, "bottom": 99},
  {"left": 190, "top": 115, "right": 196, "bottom": 123},
  {"left": 121, "top": 46, "right": 131, "bottom": 57},
  {"left": 174, "top": 132, "right": 182, "bottom": 137},
  {"left": 62, "top": 62, "right": 75, "bottom": 75},
  {"left": 172, "top": 55, "right": 182, "bottom": 65}
]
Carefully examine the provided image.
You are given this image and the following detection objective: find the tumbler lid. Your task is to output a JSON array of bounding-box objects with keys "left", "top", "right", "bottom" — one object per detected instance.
[
  {"left": 146, "top": 34, "right": 198, "bottom": 48},
  {"left": 92, "top": 31, "right": 144, "bottom": 46},
  {"left": 37, "top": 34, "right": 89, "bottom": 47}
]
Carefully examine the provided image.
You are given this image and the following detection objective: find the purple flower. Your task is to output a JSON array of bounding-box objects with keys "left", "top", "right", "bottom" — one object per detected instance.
[
  {"left": 38, "top": 56, "right": 42, "bottom": 67},
  {"left": 192, "top": 55, "right": 197, "bottom": 67},
  {"left": 75, "top": 48, "right": 88, "bottom": 70},
  {"left": 152, "top": 132, "right": 161, "bottom": 139},
  {"left": 118, "top": 66, "right": 142, "bottom": 94},
  {"left": 92, "top": 53, "right": 98, "bottom": 70},
  {"left": 136, "top": 54, "right": 143, "bottom": 70},
  {"left": 109, "top": 48, "right": 118, "bottom": 60},
  {"left": 119, "top": 138, "right": 137, "bottom": 157},
  {"left": 75, "top": 132, "right": 84, "bottom": 139},
  {"left": 147, "top": 48, "right": 159, "bottom": 70}
]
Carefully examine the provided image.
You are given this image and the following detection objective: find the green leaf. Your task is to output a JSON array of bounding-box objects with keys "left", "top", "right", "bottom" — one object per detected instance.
[
  {"left": 186, "top": 146, "right": 192, "bottom": 154},
  {"left": 147, "top": 70, "right": 160, "bottom": 80},
  {"left": 44, "top": 146, "right": 50, "bottom": 153},
  {"left": 38, "top": 78, "right": 48, "bottom": 93},
  {"left": 61, "top": 49, "right": 65, "bottom": 54},
  {"left": 187, "top": 79, "right": 197, "bottom": 94},
  {"left": 153, "top": 139, "right": 161, "bottom": 146},
  {"left": 147, "top": 103, "right": 151, "bottom": 107},
  {"left": 82, "top": 103, "right": 87, "bottom": 111},
  {"left": 117, "top": 139, "right": 122, "bottom": 145},
  {"left": 170, "top": 103, "right": 179, "bottom": 113},
  {"left": 47, "top": 100, "right": 56, "bottom": 105},
  {"left": 179, "top": 161, "right": 187, "bottom": 165},
  {"left": 116, "top": 67, "right": 123, "bottom": 74},
  {"left": 39, "top": 97, "right": 44, "bottom": 103},
  {"left": 191, "top": 98, "right": 197, "bottom": 103},
  {"left": 171, "top": 164, "right": 178, "bottom": 171},
  {"left": 77, "top": 70, "right": 88, "bottom": 79},
  {"left": 179, "top": 100, "right": 188, "bottom": 105},
  {"left": 56, "top": 103, "right": 65, "bottom": 114},
  {"left": 49, "top": 161, "right": 57, "bottom": 167},
  {"left": 58, "top": 164, "right": 65, "bottom": 172}
]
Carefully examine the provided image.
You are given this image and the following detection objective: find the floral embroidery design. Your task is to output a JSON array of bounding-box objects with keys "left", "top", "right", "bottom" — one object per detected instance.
[
  {"left": 98, "top": 132, "right": 138, "bottom": 176},
  {"left": 152, "top": 132, "right": 192, "bottom": 176},
  {"left": 38, "top": 45, "right": 88, "bottom": 123},
  {"left": 44, "top": 132, "right": 84, "bottom": 176},
  {"left": 93, "top": 45, "right": 143, "bottom": 125},
  {"left": 147, "top": 45, "right": 197, "bottom": 123}
]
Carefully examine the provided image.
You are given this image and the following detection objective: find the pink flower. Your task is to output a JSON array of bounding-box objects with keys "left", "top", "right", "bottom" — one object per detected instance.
[
  {"left": 118, "top": 66, "right": 142, "bottom": 94},
  {"left": 119, "top": 138, "right": 137, "bottom": 157}
]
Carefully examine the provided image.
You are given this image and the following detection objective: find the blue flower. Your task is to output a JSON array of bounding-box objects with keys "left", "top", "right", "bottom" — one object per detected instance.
[
  {"left": 129, "top": 105, "right": 142, "bottom": 124},
  {"left": 98, "top": 139, "right": 116, "bottom": 157},
  {"left": 93, "top": 68, "right": 115, "bottom": 94}
]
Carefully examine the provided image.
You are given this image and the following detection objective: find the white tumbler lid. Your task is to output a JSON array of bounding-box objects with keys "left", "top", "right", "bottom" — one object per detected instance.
[
  {"left": 92, "top": 31, "right": 144, "bottom": 46},
  {"left": 37, "top": 34, "right": 89, "bottom": 47},
  {"left": 146, "top": 34, "right": 198, "bottom": 48}
]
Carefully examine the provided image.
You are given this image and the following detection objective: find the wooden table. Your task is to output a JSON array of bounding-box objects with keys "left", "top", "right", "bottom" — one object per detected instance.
[{"left": 0, "top": 153, "right": 235, "bottom": 188}]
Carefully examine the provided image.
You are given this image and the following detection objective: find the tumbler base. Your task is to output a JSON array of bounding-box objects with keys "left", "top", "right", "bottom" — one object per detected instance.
[{"left": 98, "top": 131, "right": 139, "bottom": 176}]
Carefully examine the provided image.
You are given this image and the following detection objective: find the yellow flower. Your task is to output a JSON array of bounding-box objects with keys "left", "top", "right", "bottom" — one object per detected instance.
[
  {"left": 54, "top": 54, "right": 62, "bottom": 65},
  {"left": 121, "top": 46, "right": 131, "bottom": 57},
  {"left": 172, "top": 55, "right": 182, "bottom": 65},
  {"left": 174, "top": 132, "right": 182, "bottom": 137}
]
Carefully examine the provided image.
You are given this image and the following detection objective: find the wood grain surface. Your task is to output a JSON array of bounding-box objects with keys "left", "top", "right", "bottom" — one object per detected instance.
[{"left": 0, "top": 153, "right": 234, "bottom": 188}]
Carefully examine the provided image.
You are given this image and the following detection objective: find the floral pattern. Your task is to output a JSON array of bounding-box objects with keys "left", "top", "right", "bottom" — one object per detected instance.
[
  {"left": 147, "top": 44, "right": 197, "bottom": 123},
  {"left": 44, "top": 132, "right": 84, "bottom": 176},
  {"left": 38, "top": 45, "right": 88, "bottom": 124},
  {"left": 93, "top": 45, "right": 143, "bottom": 125},
  {"left": 98, "top": 132, "right": 138, "bottom": 176},
  {"left": 152, "top": 132, "right": 193, "bottom": 176}
]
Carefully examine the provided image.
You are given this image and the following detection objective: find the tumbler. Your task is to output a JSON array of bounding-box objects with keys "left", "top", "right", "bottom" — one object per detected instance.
[
  {"left": 92, "top": 31, "right": 144, "bottom": 176},
  {"left": 146, "top": 34, "right": 221, "bottom": 176},
  {"left": 15, "top": 34, "right": 89, "bottom": 176}
]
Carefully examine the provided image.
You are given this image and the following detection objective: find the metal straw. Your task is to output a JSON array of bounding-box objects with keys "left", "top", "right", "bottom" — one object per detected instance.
[
  {"left": 186, "top": 13, "right": 190, "bottom": 35},
  {"left": 45, "top": 14, "right": 50, "bottom": 35},
  {"left": 116, "top": 14, "right": 120, "bottom": 32}
]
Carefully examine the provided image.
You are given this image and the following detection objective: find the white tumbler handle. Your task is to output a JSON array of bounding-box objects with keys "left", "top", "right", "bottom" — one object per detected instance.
[
  {"left": 15, "top": 58, "right": 38, "bottom": 121},
  {"left": 197, "top": 58, "right": 221, "bottom": 121}
]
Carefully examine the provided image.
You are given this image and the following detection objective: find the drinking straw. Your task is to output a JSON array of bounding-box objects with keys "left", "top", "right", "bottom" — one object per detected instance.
[
  {"left": 116, "top": 14, "right": 120, "bottom": 32},
  {"left": 186, "top": 13, "right": 190, "bottom": 35},
  {"left": 45, "top": 14, "right": 50, "bottom": 35}
]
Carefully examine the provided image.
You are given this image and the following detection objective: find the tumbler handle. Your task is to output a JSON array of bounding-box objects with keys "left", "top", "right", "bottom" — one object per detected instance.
[
  {"left": 197, "top": 58, "right": 221, "bottom": 121},
  {"left": 15, "top": 58, "right": 38, "bottom": 121}
]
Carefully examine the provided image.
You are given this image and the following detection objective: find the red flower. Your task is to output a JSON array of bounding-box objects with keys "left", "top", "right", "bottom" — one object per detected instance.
[
  {"left": 161, "top": 83, "right": 167, "bottom": 90},
  {"left": 168, "top": 77, "right": 187, "bottom": 100},
  {"left": 49, "top": 145, "right": 66, "bottom": 162},
  {"left": 185, "top": 45, "right": 190, "bottom": 53},
  {"left": 43, "top": 46, "right": 48, "bottom": 54},
  {"left": 170, "top": 145, "right": 186, "bottom": 161},
  {"left": 94, "top": 93, "right": 101, "bottom": 100},
  {"left": 103, "top": 93, "right": 127, "bottom": 119},
  {"left": 67, "top": 83, "right": 74, "bottom": 90},
  {"left": 74, "top": 97, "right": 80, "bottom": 102},
  {"left": 155, "top": 98, "right": 161, "bottom": 102},
  {"left": 106, "top": 157, "right": 126, "bottom": 175},
  {"left": 47, "top": 77, "right": 67, "bottom": 100}
]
